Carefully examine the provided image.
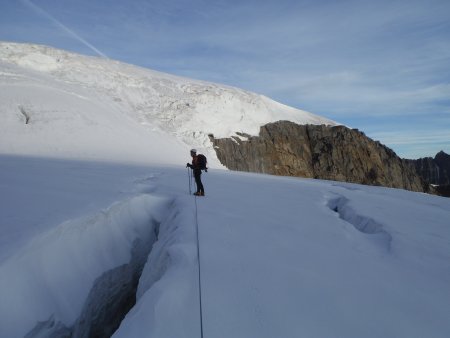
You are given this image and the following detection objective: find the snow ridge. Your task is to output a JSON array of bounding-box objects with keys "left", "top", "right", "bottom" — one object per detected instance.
[{"left": 0, "top": 41, "right": 337, "bottom": 164}]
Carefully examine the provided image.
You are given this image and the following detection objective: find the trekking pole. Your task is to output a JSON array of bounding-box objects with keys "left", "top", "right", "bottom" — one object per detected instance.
[{"left": 188, "top": 167, "right": 192, "bottom": 195}]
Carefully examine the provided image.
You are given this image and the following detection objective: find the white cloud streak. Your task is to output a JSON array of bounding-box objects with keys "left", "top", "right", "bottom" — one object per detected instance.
[
  {"left": 20, "top": 0, "right": 108, "bottom": 58},
  {"left": 370, "top": 131, "right": 450, "bottom": 146}
]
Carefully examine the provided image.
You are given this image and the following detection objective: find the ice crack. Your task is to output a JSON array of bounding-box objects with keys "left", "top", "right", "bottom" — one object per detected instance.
[
  {"left": 21, "top": 195, "right": 170, "bottom": 338},
  {"left": 327, "top": 195, "right": 393, "bottom": 253}
]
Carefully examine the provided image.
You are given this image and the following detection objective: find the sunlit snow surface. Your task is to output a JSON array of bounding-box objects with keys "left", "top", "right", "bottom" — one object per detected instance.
[
  {"left": 0, "top": 155, "right": 449, "bottom": 338},
  {"left": 0, "top": 42, "right": 448, "bottom": 337},
  {"left": 0, "top": 42, "right": 336, "bottom": 166}
]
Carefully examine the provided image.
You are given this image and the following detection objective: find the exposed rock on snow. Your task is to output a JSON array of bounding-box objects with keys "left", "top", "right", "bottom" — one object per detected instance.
[
  {"left": 406, "top": 151, "right": 450, "bottom": 196},
  {"left": 210, "top": 121, "right": 425, "bottom": 192}
]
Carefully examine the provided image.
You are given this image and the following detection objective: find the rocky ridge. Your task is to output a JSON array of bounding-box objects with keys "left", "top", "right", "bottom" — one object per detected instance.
[
  {"left": 210, "top": 121, "right": 426, "bottom": 193},
  {"left": 407, "top": 151, "right": 450, "bottom": 196}
]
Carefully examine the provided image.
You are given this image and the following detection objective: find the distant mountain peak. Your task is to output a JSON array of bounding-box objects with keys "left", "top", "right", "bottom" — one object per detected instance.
[{"left": 435, "top": 150, "right": 449, "bottom": 159}]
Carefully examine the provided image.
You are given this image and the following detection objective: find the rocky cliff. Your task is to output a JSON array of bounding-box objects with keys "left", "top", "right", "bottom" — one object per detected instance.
[
  {"left": 407, "top": 151, "right": 450, "bottom": 196},
  {"left": 210, "top": 121, "right": 425, "bottom": 192}
]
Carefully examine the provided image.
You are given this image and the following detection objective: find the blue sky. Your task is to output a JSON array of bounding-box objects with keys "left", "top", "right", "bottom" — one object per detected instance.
[{"left": 1, "top": 0, "right": 449, "bottom": 159}]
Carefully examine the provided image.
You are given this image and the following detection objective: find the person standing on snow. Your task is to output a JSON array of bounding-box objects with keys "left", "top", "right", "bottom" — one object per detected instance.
[{"left": 187, "top": 149, "right": 205, "bottom": 196}]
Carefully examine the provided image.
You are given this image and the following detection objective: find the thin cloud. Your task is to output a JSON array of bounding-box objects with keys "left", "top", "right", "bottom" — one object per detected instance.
[
  {"left": 371, "top": 131, "right": 450, "bottom": 146},
  {"left": 20, "top": 0, "right": 108, "bottom": 58},
  {"left": 369, "top": 130, "right": 450, "bottom": 159}
]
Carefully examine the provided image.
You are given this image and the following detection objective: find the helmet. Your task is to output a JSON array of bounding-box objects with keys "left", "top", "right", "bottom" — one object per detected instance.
[{"left": 190, "top": 149, "right": 197, "bottom": 154}]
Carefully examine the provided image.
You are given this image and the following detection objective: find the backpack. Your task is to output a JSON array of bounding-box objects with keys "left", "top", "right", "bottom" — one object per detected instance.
[{"left": 197, "top": 154, "right": 207, "bottom": 170}]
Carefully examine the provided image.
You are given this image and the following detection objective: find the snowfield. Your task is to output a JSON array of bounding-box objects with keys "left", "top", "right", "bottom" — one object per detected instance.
[
  {"left": 0, "top": 42, "right": 336, "bottom": 166},
  {"left": 0, "top": 42, "right": 449, "bottom": 337},
  {"left": 0, "top": 155, "right": 449, "bottom": 338}
]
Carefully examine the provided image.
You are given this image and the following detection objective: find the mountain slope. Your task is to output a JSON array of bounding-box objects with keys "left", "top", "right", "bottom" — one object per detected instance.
[
  {"left": 0, "top": 42, "right": 336, "bottom": 164},
  {"left": 0, "top": 60, "right": 186, "bottom": 164}
]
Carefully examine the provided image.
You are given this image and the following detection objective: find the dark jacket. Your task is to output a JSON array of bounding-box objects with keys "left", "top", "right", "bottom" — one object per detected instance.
[{"left": 187, "top": 155, "right": 201, "bottom": 171}]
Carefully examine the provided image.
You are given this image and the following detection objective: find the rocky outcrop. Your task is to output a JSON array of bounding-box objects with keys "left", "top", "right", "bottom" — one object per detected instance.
[
  {"left": 210, "top": 121, "right": 426, "bottom": 192},
  {"left": 407, "top": 151, "right": 450, "bottom": 185},
  {"left": 406, "top": 151, "right": 450, "bottom": 197}
]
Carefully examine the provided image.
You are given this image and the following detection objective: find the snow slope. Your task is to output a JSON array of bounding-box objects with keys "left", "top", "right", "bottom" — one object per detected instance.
[
  {"left": 0, "top": 155, "right": 449, "bottom": 338},
  {"left": 116, "top": 169, "right": 450, "bottom": 338},
  {"left": 0, "top": 42, "right": 336, "bottom": 164},
  {"left": 1, "top": 42, "right": 448, "bottom": 338}
]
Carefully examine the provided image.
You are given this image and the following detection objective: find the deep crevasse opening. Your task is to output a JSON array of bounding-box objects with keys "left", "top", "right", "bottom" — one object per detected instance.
[
  {"left": 112, "top": 197, "right": 201, "bottom": 338},
  {"left": 0, "top": 193, "right": 177, "bottom": 338}
]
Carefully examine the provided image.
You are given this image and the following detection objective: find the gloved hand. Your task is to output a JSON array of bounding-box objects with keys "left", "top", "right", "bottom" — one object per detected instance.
[
  {"left": 205, "top": 168, "right": 208, "bottom": 172},
  {"left": 186, "top": 163, "right": 191, "bottom": 168}
]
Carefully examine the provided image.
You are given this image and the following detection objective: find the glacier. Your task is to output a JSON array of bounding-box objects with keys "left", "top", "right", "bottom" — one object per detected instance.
[
  {"left": 0, "top": 42, "right": 449, "bottom": 338},
  {"left": 0, "top": 42, "right": 336, "bottom": 166}
]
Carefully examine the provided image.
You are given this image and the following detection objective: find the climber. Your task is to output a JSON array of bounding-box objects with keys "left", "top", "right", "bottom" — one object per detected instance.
[{"left": 186, "top": 149, "right": 207, "bottom": 196}]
